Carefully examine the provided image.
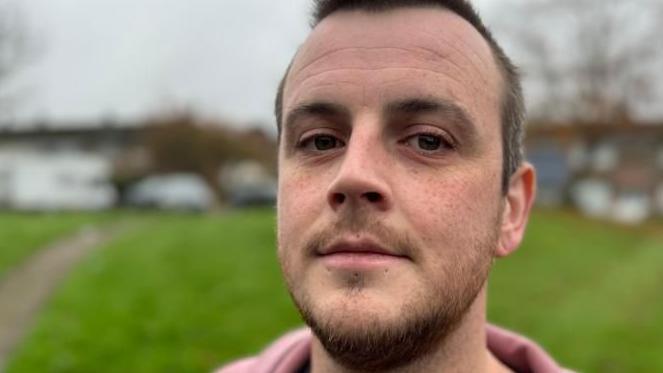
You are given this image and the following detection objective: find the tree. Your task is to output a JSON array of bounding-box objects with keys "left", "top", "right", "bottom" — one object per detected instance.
[
  {"left": 135, "top": 111, "right": 276, "bottom": 206},
  {"left": 0, "top": 3, "right": 31, "bottom": 117},
  {"left": 496, "top": 0, "right": 663, "bottom": 125}
]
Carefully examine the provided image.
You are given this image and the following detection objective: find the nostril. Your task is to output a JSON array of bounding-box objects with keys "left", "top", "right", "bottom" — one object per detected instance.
[
  {"left": 333, "top": 193, "right": 346, "bottom": 204},
  {"left": 364, "top": 192, "right": 382, "bottom": 203}
]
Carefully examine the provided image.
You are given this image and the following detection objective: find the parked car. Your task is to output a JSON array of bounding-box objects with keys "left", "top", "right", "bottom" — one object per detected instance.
[{"left": 126, "top": 173, "right": 214, "bottom": 211}]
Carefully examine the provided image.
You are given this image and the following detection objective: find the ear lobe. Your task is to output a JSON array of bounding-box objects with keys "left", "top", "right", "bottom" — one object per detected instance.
[{"left": 496, "top": 162, "right": 536, "bottom": 258}]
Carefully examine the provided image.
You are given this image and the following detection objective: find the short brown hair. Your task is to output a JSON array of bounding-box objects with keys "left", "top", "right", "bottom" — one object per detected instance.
[{"left": 275, "top": 0, "right": 525, "bottom": 192}]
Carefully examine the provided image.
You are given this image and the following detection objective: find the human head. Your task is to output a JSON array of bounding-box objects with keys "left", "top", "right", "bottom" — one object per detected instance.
[
  {"left": 275, "top": 0, "right": 525, "bottom": 192},
  {"left": 276, "top": 1, "right": 535, "bottom": 370}
]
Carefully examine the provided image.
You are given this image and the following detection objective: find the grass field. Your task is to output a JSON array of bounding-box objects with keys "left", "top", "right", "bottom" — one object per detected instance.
[
  {"left": 5, "top": 209, "right": 663, "bottom": 372},
  {"left": 0, "top": 213, "right": 111, "bottom": 279},
  {"left": 488, "top": 210, "right": 663, "bottom": 372}
]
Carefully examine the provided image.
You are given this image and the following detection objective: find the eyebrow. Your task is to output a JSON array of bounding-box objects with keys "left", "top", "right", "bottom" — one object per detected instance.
[
  {"left": 283, "top": 97, "right": 479, "bottom": 146},
  {"left": 284, "top": 101, "right": 351, "bottom": 133},
  {"left": 384, "top": 98, "right": 478, "bottom": 139}
]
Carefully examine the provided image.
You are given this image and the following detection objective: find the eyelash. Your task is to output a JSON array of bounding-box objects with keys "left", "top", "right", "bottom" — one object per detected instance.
[
  {"left": 296, "top": 133, "right": 346, "bottom": 152},
  {"left": 401, "top": 130, "right": 456, "bottom": 154},
  {"left": 294, "top": 129, "right": 457, "bottom": 155}
]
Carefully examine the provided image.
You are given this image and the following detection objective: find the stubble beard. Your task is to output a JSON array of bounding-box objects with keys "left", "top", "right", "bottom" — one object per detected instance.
[{"left": 279, "top": 214, "right": 499, "bottom": 372}]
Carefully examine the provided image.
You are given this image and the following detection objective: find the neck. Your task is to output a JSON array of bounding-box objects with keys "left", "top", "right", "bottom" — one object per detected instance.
[{"left": 310, "top": 286, "right": 512, "bottom": 373}]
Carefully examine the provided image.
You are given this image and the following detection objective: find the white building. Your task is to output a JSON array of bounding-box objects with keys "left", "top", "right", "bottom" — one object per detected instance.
[
  {"left": 0, "top": 149, "right": 116, "bottom": 210},
  {"left": 526, "top": 123, "right": 663, "bottom": 224},
  {"left": 0, "top": 124, "right": 139, "bottom": 210},
  {"left": 0, "top": 123, "right": 278, "bottom": 211}
]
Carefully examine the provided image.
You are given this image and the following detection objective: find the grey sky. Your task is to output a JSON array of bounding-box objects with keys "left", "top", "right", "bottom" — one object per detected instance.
[{"left": 7, "top": 0, "right": 498, "bottom": 128}]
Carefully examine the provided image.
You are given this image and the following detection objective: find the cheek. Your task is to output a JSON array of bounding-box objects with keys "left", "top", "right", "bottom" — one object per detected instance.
[
  {"left": 398, "top": 167, "right": 502, "bottom": 248},
  {"left": 277, "top": 166, "right": 328, "bottom": 246}
]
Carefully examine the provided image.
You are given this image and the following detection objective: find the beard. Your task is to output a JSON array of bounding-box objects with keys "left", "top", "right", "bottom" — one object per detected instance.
[{"left": 279, "top": 211, "right": 499, "bottom": 371}]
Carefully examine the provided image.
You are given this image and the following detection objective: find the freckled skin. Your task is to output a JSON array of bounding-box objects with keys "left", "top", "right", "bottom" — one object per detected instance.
[{"left": 276, "top": 8, "right": 525, "bottom": 369}]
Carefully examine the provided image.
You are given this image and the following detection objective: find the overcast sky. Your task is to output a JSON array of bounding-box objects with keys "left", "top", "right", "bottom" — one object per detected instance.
[{"left": 5, "top": 0, "right": 501, "bottom": 129}]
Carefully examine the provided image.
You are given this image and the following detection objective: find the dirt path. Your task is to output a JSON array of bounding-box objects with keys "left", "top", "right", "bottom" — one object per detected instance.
[{"left": 0, "top": 224, "right": 127, "bottom": 372}]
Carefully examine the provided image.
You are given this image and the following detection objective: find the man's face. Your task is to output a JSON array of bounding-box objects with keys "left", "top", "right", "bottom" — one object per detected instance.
[{"left": 277, "top": 7, "right": 507, "bottom": 368}]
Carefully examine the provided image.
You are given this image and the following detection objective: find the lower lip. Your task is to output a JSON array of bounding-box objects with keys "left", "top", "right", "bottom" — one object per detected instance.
[{"left": 319, "top": 252, "right": 407, "bottom": 270}]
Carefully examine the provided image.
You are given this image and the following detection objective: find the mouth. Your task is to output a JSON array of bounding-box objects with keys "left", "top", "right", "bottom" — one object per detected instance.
[{"left": 316, "top": 237, "right": 410, "bottom": 269}]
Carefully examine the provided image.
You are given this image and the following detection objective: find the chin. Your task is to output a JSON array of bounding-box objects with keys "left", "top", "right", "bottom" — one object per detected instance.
[
  {"left": 294, "top": 285, "right": 458, "bottom": 371},
  {"left": 290, "top": 276, "right": 402, "bottom": 327},
  {"left": 286, "top": 264, "right": 490, "bottom": 371},
  {"left": 314, "top": 271, "right": 409, "bottom": 315},
  {"left": 325, "top": 290, "right": 399, "bottom": 323}
]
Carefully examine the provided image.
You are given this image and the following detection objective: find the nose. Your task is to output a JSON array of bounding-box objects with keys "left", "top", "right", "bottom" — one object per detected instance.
[{"left": 326, "top": 134, "right": 392, "bottom": 212}]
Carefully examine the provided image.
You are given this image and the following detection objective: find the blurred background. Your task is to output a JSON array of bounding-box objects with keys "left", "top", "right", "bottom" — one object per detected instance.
[{"left": 0, "top": 0, "right": 661, "bottom": 372}]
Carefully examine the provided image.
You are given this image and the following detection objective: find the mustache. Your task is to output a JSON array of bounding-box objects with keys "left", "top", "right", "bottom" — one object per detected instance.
[{"left": 304, "top": 212, "right": 418, "bottom": 258}]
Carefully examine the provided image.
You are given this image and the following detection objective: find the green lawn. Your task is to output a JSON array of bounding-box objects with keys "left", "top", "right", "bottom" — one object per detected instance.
[
  {"left": 5, "top": 209, "right": 663, "bottom": 372},
  {"left": 488, "top": 210, "right": 663, "bottom": 372},
  {"left": 6, "top": 210, "right": 301, "bottom": 373},
  {"left": 0, "top": 213, "right": 111, "bottom": 279}
]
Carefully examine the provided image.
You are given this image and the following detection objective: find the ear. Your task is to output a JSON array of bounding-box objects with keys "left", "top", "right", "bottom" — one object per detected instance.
[{"left": 496, "top": 162, "right": 536, "bottom": 258}]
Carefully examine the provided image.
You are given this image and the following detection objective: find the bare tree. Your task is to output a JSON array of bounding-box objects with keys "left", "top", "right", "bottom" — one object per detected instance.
[
  {"left": 113, "top": 111, "right": 277, "bottom": 207},
  {"left": 495, "top": 0, "right": 663, "bottom": 125},
  {"left": 0, "top": 2, "right": 32, "bottom": 118}
]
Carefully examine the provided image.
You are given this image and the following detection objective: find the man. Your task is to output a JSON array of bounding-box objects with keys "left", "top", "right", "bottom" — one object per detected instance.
[{"left": 221, "top": 0, "right": 569, "bottom": 372}]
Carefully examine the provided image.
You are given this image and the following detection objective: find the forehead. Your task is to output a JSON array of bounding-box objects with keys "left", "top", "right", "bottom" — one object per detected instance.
[{"left": 284, "top": 7, "right": 502, "bottom": 119}]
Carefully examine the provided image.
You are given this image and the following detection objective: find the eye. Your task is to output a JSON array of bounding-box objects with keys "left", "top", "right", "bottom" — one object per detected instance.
[
  {"left": 298, "top": 134, "right": 345, "bottom": 152},
  {"left": 412, "top": 134, "right": 441, "bottom": 151},
  {"left": 404, "top": 132, "right": 454, "bottom": 153},
  {"left": 313, "top": 135, "right": 340, "bottom": 150}
]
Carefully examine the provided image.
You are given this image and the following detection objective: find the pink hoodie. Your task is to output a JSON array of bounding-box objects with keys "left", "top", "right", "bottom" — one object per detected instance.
[{"left": 217, "top": 324, "right": 571, "bottom": 373}]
